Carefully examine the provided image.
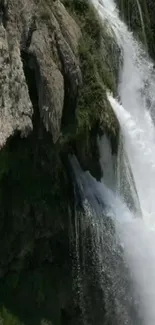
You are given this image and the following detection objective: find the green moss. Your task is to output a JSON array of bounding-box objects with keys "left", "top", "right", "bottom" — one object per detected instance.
[
  {"left": 61, "top": 0, "right": 120, "bottom": 176},
  {"left": 0, "top": 307, "right": 22, "bottom": 325},
  {"left": 77, "top": 34, "right": 119, "bottom": 134},
  {"left": 63, "top": 0, "right": 120, "bottom": 131},
  {"left": 35, "top": 0, "right": 120, "bottom": 160},
  {"left": 62, "top": 0, "right": 90, "bottom": 16},
  {"left": 34, "top": 0, "right": 120, "bottom": 178}
]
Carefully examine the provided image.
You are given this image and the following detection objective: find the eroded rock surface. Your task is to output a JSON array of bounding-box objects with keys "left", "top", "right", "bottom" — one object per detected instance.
[
  {"left": 0, "top": 23, "right": 32, "bottom": 147},
  {"left": 0, "top": 0, "right": 81, "bottom": 145},
  {"left": 0, "top": 1, "right": 122, "bottom": 324}
]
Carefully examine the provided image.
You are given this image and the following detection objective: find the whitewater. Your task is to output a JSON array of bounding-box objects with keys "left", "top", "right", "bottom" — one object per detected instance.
[{"left": 87, "top": 0, "right": 155, "bottom": 324}]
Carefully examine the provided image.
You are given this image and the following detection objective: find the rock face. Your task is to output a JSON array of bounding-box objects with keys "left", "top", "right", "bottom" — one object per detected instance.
[
  {"left": 0, "top": 0, "right": 81, "bottom": 144},
  {"left": 0, "top": 23, "right": 32, "bottom": 147},
  {"left": 0, "top": 1, "right": 121, "bottom": 325}
]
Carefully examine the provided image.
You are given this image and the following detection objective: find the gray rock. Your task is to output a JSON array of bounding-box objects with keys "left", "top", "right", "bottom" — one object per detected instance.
[
  {"left": 0, "top": 24, "right": 32, "bottom": 147},
  {"left": 29, "top": 25, "right": 65, "bottom": 143},
  {"left": 0, "top": 0, "right": 81, "bottom": 144}
]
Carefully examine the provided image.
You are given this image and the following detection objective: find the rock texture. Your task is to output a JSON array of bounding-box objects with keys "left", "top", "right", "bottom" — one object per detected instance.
[
  {"left": 0, "top": 0, "right": 81, "bottom": 144},
  {"left": 0, "top": 1, "right": 83, "bottom": 324},
  {"left": 0, "top": 1, "right": 121, "bottom": 325},
  {"left": 0, "top": 23, "right": 32, "bottom": 147}
]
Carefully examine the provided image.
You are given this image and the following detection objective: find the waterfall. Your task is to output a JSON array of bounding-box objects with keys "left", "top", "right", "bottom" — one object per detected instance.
[
  {"left": 108, "top": 94, "right": 155, "bottom": 223},
  {"left": 70, "top": 155, "right": 143, "bottom": 325},
  {"left": 70, "top": 153, "right": 155, "bottom": 325},
  {"left": 94, "top": 0, "right": 155, "bottom": 224},
  {"left": 98, "top": 134, "right": 141, "bottom": 216},
  {"left": 89, "top": 0, "right": 155, "bottom": 324},
  {"left": 69, "top": 0, "right": 155, "bottom": 324}
]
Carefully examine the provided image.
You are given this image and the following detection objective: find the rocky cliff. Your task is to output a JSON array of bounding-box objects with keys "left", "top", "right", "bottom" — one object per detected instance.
[{"left": 0, "top": 0, "right": 120, "bottom": 324}]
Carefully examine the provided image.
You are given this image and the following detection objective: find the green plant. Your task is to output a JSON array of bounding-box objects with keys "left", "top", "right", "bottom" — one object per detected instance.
[{"left": 0, "top": 307, "right": 22, "bottom": 325}]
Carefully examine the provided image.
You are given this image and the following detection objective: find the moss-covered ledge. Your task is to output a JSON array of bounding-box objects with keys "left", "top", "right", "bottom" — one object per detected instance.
[{"left": 61, "top": 0, "right": 120, "bottom": 175}]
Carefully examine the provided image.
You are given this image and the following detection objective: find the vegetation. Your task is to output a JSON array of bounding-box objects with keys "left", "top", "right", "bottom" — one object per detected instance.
[
  {"left": 62, "top": 0, "right": 120, "bottom": 174},
  {"left": 37, "top": 0, "right": 120, "bottom": 171},
  {"left": 0, "top": 307, "right": 22, "bottom": 325}
]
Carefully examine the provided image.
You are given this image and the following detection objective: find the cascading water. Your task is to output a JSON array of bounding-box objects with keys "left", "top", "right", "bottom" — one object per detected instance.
[
  {"left": 93, "top": 0, "right": 155, "bottom": 222},
  {"left": 70, "top": 155, "right": 143, "bottom": 325},
  {"left": 70, "top": 1, "right": 155, "bottom": 325},
  {"left": 90, "top": 0, "right": 155, "bottom": 324},
  {"left": 107, "top": 94, "right": 155, "bottom": 222},
  {"left": 98, "top": 134, "right": 141, "bottom": 216},
  {"left": 70, "top": 154, "right": 155, "bottom": 325}
]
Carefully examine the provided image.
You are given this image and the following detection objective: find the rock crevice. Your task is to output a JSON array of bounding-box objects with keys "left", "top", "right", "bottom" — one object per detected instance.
[{"left": 0, "top": 0, "right": 82, "bottom": 145}]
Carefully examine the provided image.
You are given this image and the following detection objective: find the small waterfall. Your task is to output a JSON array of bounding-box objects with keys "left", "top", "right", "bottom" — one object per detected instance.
[
  {"left": 108, "top": 94, "right": 155, "bottom": 223},
  {"left": 70, "top": 155, "right": 142, "bottom": 325},
  {"left": 135, "top": 0, "right": 147, "bottom": 48},
  {"left": 97, "top": 134, "right": 141, "bottom": 215},
  {"left": 70, "top": 154, "right": 155, "bottom": 325}
]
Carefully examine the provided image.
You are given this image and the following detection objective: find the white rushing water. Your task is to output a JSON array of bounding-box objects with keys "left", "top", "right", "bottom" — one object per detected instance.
[
  {"left": 70, "top": 154, "right": 155, "bottom": 325},
  {"left": 92, "top": 0, "right": 155, "bottom": 223},
  {"left": 90, "top": 0, "right": 155, "bottom": 324}
]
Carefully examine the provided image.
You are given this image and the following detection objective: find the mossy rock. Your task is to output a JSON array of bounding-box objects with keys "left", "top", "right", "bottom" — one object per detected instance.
[
  {"left": 33, "top": 0, "right": 120, "bottom": 175},
  {"left": 0, "top": 1, "right": 121, "bottom": 324},
  {"left": 0, "top": 0, "right": 120, "bottom": 276},
  {"left": 61, "top": 0, "right": 120, "bottom": 175}
]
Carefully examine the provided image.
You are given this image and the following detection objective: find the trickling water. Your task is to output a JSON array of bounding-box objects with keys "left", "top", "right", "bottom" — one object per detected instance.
[
  {"left": 135, "top": 0, "right": 147, "bottom": 49},
  {"left": 116, "top": 135, "right": 141, "bottom": 216}
]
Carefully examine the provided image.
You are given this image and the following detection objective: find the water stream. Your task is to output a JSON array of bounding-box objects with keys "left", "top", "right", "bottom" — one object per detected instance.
[
  {"left": 95, "top": 0, "right": 155, "bottom": 323},
  {"left": 70, "top": 0, "right": 155, "bottom": 324}
]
